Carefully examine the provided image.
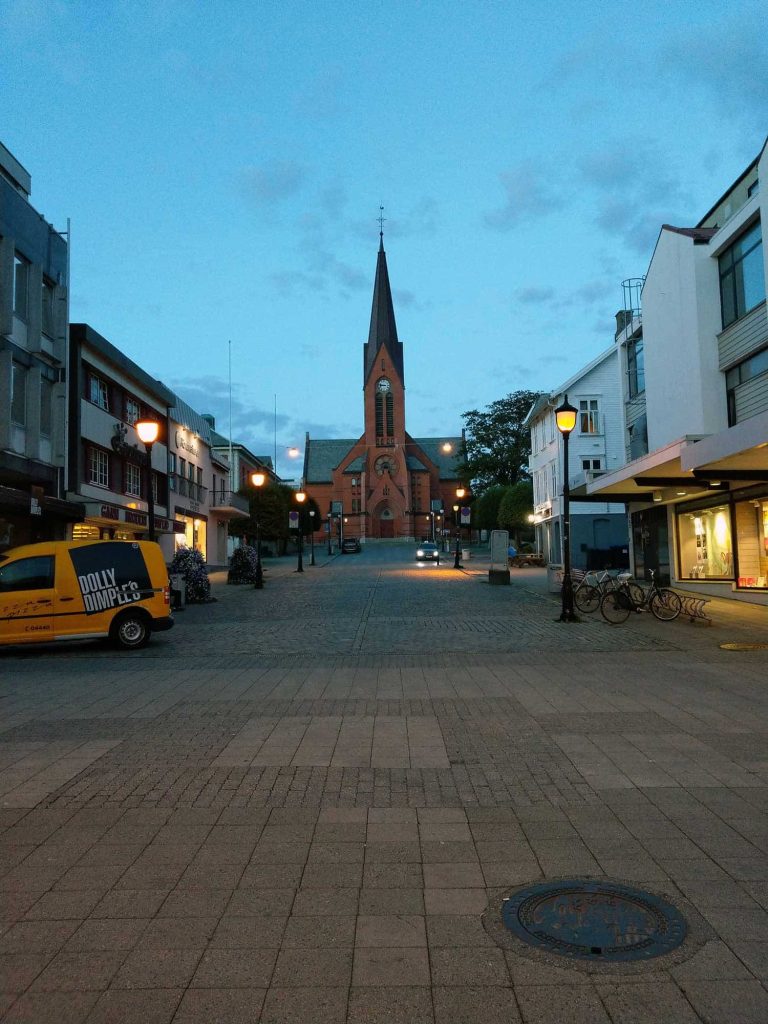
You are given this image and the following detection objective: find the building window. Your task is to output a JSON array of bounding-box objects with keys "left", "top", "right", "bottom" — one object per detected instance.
[
  {"left": 40, "top": 379, "right": 53, "bottom": 437},
  {"left": 152, "top": 473, "right": 160, "bottom": 504},
  {"left": 88, "top": 446, "right": 110, "bottom": 487},
  {"left": 168, "top": 452, "right": 177, "bottom": 491},
  {"left": 734, "top": 496, "right": 768, "bottom": 589},
  {"left": 627, "top": 338, "right": 645, "bottom": 397},
  {"left": 579, "top": 399, "right": 600, "bottom": 434},
  {"left": 582, "top": 459, "right": 602, "bottom": 471},
  {"left": 88, "top": 374, "right": 109, "bottom": 410},
  {"left": 677, "top": 502, "right": 733, "bottom": 580},
  {"left": 13, "top": 254, "right": 28, "bottom": 318},
  {"left": 41, "top": 278, "right": 55, "bottom": 337},
  {"left": 726, "top": 347, "right": 768, "bottom": 426},
  {"left": 125, "top": 397, "right": 140, "bottom": 425},
  {"left": 125, "top": 461, "right": 142, "bottom": 497},
  {"left": 719, "top": 221, "right": 764, "bottom": 329},
  {"left": 11, "top": 363, "right": 26, "bottom": 425},
  {"left": 352, "top": 498, "right": 361, "bottom": 513},
  {"left": 748, "top": 180, "right": 759, "bottom": 198}
]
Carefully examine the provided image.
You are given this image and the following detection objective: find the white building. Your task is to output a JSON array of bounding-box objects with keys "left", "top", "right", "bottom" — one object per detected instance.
[
  {"left": 525, "top": 344, "right": 629, "bottom": 569},
  {"left": 587, "top": 138, "right": 767, "bottom": 604}
]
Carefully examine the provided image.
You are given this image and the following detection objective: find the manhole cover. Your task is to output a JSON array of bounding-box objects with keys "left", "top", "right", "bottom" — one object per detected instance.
[
  {"left": 501, "top": 880, "right": 687, "bottom": 963},
  {"left": 720, "top": 642, "right": 768, "bottom": 651}
]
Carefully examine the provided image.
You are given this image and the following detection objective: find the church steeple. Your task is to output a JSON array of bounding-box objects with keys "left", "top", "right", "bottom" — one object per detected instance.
[{"left": 363, "top": 233, "right": 404, "bottom": 385}]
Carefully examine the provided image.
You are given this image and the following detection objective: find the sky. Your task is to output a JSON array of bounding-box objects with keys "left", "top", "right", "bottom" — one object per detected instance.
[{"left": 2, "top": 0, "right": 766, "bottom": 476}]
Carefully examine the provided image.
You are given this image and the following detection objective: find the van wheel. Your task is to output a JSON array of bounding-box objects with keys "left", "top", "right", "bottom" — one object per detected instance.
[{"left": 111, "top": 612, "right": 150, "bottom": 650}]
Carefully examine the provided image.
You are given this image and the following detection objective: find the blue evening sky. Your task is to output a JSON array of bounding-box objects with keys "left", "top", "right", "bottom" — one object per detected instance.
[{"left": 2, "top": 0, "right": 766, "bottom": 474}]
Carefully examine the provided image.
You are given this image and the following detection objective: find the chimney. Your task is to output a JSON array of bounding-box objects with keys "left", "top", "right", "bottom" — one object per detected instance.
[{"left": 201, "top": 413, "right": 215, "bottom": 429}]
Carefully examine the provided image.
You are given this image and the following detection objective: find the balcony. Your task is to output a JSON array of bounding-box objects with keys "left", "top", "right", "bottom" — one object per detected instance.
[
  {"left": 209, "top": 489, "right": 250, "bottom": 519},
  {"left": 172, "top": 477, "right": 208, "bottom": 503}
]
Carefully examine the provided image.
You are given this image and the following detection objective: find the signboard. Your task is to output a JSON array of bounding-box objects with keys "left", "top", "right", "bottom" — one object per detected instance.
[
  {"left": 431, "top": 499, "right": 443, "bottom": 512},
  {"left": 330, "top": 501, "right": 343, "bottom": 515},
  {"left": 288, "top": 510, "right": 300, "bottom": 529},
  {"left": 460, "top": 506, "right": 471, "bottom": 525},
  {"left": 69, "top": 542, "right": 152, "bottom": 616}
]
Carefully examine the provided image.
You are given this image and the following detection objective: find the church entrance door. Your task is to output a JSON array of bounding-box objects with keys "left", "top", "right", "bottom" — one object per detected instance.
[{"left": 379, "top": 518, "right": 394, "bottom": 539}]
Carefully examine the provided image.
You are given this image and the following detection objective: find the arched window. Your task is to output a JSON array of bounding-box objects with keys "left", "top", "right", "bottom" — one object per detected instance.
[
  {"left": 386, "top": 393, "right": 394, "bottom": 436},
  {"left": 375, "top": 393, "right": 384, "bottom": 437}
]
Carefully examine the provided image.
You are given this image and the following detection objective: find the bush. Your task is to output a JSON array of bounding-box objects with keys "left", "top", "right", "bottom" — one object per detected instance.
[
  {"left": 169, "top": 547, "right": 211, "bottom": 603},
  {"left": 227, "top": 545, "right": 259, "bottom": 585}
]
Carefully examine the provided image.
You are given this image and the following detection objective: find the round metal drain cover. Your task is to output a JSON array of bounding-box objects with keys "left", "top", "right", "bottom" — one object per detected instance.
[{"left": 502, "top": 880, "right": 687, "bottom": 963}]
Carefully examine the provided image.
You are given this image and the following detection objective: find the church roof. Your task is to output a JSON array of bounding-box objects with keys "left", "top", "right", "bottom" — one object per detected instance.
[
  {"left": 363, "top": 236, "right": 405, "bottom": 385},
  {"left": 411, "top": 438, "right": 463, "bottom": 479},
  {"left": 304, "top": 439, "right": 358, "bottom": 483},
  {"left": 406, "top": 455, "right": 429, "bottom": 472}
]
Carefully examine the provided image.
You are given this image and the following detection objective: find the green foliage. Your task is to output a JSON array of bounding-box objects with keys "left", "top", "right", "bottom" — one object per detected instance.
[
  {"left": 497, "top": 480, "right": 534, "bottom": 538},
  {"left": 473, "top": 485, "right": 507, "bottom": 531},
  {"left": 460, "top": 390, "right": 541, "bottom": 493},
  {"left": 230, "top": 483, "right": 322, "bottom": 552}
]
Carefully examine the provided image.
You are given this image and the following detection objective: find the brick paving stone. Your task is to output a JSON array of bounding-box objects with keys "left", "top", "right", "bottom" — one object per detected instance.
[
  {"left": 171, "top": 987, "right": 265, "bottom": 1023},
  {"left": 4, "top": 554, "right": 768, "bottom": 1023},
  {"left": 347, "top": 986, "right": 434, "bottom": 1023},
  {"left": 681, "top": 980, "right": 768, "bottom": 1024},
  {"left": 0, "top": 989, "right": 100, "bottom": 1023}
]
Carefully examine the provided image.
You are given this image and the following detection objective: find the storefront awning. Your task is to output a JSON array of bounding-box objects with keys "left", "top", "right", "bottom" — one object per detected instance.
[{"left": 0, "top": 485, "right": 85, "bottom": 522}]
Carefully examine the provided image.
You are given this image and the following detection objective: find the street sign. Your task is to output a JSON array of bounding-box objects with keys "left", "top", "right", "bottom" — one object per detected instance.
[
  {"left": 288, "top": 510, "right": 300, "bottom": 529},
  {"left": 460, "top": 507, "right": 471, "bottom": 525}
]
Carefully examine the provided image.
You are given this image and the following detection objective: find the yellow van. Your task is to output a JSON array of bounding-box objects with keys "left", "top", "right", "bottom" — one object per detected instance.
[{"left": 0, "top": 540, "right": 174, "bottom": 650}]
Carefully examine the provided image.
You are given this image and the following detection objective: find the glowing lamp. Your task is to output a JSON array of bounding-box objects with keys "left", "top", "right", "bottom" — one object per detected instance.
[
  {"left": 135, "top": 419, "right": 160, "bottom": 445},
  {"left": 554, "top": 395, "right": 578, "bottom": 435}
]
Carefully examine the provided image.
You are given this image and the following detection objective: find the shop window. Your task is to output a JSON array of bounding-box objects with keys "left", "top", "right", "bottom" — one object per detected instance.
[
  {"left": 11, "top": 363, "right": 26, "bottom": 426},
  {"left": 72, "top": 523, "right": 101, "bottom": 540},
  {"left": 734, "top": 497, "right": 768, "bottom": 589},
  {"left": 719, "top": 221, "right": 765, "bottom": 329},
  {"left": 627, "top": 338, "right": 645, "bottom": 397},
  {"left": 13, "top": 253, "right": 28, "bottom": 318},
  {"left": 40, "top": 379, "right": 53, "bottom": 437},
  {"left": 579, "top": 399, "right": 600, "bottom": 434},
  {"left": 677, "top": 504, "right": 733, "bottom": 579},
  {"left": 88, "top": 446, "right": 109, "bottom": 488},
  {"left": 125, "top": 462, "right": 142, "bottom": 497},
  {"left": 88, "top": 373, "right": 109, "bottom": 411},
  {"left": 125, "top": 397, "right": 140, "bottom": 426}
]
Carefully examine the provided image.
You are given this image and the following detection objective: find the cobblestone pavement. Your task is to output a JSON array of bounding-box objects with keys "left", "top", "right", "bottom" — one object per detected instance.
[{"left": 1, "top": 544, "right": 767, "bottom": 1022}]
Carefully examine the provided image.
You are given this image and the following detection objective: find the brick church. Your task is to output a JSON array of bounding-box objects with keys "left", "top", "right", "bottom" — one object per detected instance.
[{"left": 303, "top": 234, "right": 464, "bottom": 541}]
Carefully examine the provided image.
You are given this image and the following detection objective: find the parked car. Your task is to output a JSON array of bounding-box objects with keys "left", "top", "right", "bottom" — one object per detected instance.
[
  {"left": 341, "top": 538, "right": 361, "bottom": 553},
  {"left": 0, "top": 540, "right": 173, "bottom": 650},
  {"left": 416, "top": 542, "right": 440, "bottom": 563}
]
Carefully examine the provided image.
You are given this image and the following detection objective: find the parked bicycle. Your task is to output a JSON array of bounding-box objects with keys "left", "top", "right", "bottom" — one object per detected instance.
[
  {"left": 600, "top": 569, "right": 682, "bottom": 624},
  {"left": 573, "top": 568, "right": 633, "bottom": 614}
]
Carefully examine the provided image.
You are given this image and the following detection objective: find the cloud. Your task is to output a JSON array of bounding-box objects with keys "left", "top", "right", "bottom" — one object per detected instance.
[
  {"left": 660, "top": 19, "right": 768, "bottom": 131},
  {"left": 484, "top": 161, "right": 564, "bottom": 231},
  {"left": 516, "top": 286, "right": 555, "bottom": 305},
  {"left": 239, "top": 160, "right": 307, "bottom": 206}
]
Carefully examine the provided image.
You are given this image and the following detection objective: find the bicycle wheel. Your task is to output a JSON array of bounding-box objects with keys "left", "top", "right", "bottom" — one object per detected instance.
[
  {"left": 649, "top": 589, "right": 681, "bottom": 621},
  {"left": 627, "top": 582, "right": 646, "bottom": 608},
  {"left": 600, "top": 588, "right": 632, "bottom": 624},
  {"left": 574, "top": 584, "right": 600, "bottom": 614}
]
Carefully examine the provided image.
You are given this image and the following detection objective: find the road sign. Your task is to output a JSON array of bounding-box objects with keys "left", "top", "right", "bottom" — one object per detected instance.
[
  {"left": 460, "top": 507, "right": 471, "bottom": 525},
  {"left": 288, "top": 511, "right": 300, "bottom": 529}
]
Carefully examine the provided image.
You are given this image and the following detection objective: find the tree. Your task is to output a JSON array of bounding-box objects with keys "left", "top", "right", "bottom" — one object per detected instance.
[
  {"left": 230, "top": 484, "right": 322, "bottom": 555},
  {"left": 460, "top": 390, "right": 542, "bottom": 493},
  {"left": 473, "top": 485, "right": 507, "bottom": 532},
  {"left": 497, "top": 480, "right": 534, "bottom": 547}
]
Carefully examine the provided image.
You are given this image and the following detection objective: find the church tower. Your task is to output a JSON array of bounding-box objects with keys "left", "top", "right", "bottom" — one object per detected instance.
[{"left": 302, "top": 231, "right": 462, "bottom": 543}]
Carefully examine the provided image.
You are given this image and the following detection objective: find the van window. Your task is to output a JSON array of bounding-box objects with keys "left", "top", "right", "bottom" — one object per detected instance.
[{"left": 0, "top": 556, "right": 55, "bottom": 592}]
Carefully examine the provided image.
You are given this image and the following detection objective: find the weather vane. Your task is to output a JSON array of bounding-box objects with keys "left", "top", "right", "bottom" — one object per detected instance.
[{"left": 378, "top": 205, "right": 386, "bottom": 237}]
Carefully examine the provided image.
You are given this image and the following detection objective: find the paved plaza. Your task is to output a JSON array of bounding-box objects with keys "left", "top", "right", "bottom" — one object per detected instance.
[{"left": 1, "top": 543, "right": 767, "bottom": 1023}]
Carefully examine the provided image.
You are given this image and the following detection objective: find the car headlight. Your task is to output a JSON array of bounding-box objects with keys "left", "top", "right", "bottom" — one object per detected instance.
[{"left": 417, "top": 550, "right": 424, "bottom": 557}]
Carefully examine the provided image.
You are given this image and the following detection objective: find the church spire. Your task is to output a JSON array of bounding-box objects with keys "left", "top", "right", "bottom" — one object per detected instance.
[{"left": 364, "top": 221, "right": 404, "bottom": 384}]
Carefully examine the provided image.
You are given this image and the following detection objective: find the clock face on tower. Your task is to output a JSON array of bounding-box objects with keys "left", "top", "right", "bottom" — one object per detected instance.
[
  {"left": 374, "top": 455, "right": 397, "bottom": 476},
  {"left": 376, "top": 377, "right": 391, "bottom": 394}
]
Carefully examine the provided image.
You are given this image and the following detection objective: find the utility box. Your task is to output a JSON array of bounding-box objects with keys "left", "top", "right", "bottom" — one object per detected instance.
[{"left": 489, "top": 530, "right": 510, "bottom": 586}]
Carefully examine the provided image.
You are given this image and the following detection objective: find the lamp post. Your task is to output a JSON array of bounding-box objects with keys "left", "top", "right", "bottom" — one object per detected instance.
[
  {"left": 327, "top": 512, "right": 332, "bottom": 555},
  {"left": 555, "top": 394, "right": 579, "bottom": 623},
  {"left": 295, "top": 489, "right": 306, "bottom": 573},
  {"left": 250, "top": 470, "right": 266, "bottom": 589},
  {"left": 453, "top": 487, "right": 466, "bottom": 569},
  {"left": 135, "top": 419, "right": 160, "bottom": 542},
  {"left": 309, "top": 509, "right": 316, "bottom": 566}
]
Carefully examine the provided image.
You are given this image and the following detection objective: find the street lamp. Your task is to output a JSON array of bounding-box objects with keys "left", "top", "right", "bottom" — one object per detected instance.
[
  {"left": 135, "top": 418, "right": 160, "bottom": 542},
  {"left": 250, "top": 470, "right": 266, "bottom": 589},
  {"left": 327, "top": 512, "right": 332, "bottom": 555},
  {"left": 309, "top": 509, "right": 316, "bottom": 566},
  {"left": 453, "top": 497, "right": 462, "bottom": 569},
  {"left": 295, "top": 490, "right": 306, "bottom": 573},
  {"left": 555, "top": 394, "right": 579, "bottom": 623}
]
